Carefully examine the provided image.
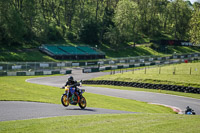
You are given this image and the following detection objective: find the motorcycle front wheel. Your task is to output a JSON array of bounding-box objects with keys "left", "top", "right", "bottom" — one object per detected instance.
[
  {"left": 61, "top": 94, "right": 69, "bottom": 107},
  {"left": 79, "top": 97, "right": 87, "bottom": 109}
]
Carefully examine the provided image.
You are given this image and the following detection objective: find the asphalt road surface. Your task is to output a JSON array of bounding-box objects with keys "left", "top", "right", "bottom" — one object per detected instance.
[
  {"left": 1, "top": 68, "right": 200, "bottom": 121},
  {"left": 0, "top": 101, "right": 134, "bottom": 121}
]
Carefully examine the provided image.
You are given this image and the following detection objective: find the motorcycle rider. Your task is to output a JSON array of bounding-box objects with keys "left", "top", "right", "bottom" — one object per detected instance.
[
  {"left": 185, "top": 106, "right": 195, "bottom": 115},
  {"left": 63, "top": 76, "right": 81, "bottom": 95}
]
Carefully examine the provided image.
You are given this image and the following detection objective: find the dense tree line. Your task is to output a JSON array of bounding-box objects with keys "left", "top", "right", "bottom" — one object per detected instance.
[{"left": 0, "top": 0, "right": 200, "bottom": 47}]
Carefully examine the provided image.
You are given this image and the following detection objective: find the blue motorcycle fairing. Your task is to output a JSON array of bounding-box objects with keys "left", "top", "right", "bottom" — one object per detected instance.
[
  {"left": 187, "top": 112, "right": 192, "bottom": 115},
  {"left": 69, "top": 87, "right": 75, "bottom": 94}
]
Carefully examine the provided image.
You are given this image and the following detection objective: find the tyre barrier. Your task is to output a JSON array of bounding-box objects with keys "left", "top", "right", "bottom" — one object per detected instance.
[
  {"left": 35, "top": 71, "right": 44, "bottom": 75},
  {"left": 52, "top": 71, "right": 60, "bottom": 74},
  {"left": 65, "top": 70, "right": 72, "bottom": 74},
  {"left": 82, "top": 67, "right": 100, "bottom": 73},
  {"left": 16, "top": 72, "right": 26, "bottom": 76},
  {"left": 82, "top": 80, "right": 200, "bottom": 94},
  {"left": 0, "top": 72, "right": 7, "bottom": 76}
]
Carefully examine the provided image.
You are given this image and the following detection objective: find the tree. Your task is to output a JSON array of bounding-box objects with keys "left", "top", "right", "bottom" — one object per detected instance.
[
  {"left": 100, "top": 4, "right": 115, "bottom": 43},
  {"left": 0, "top": 0, "right": 27, "bottom": 46},
  {"left": 79, "top": 20, "right": 100, "bottom": 44},
  {"left": 167, "top": 0, "right": 192, "bottom": 40},
  {"left": 0, "top": 0, "right": 197, "bottom": 47},
  {"left": 113, "top": 0, "right": 140, "bottom": 43},
  {"left": 190, "top": 2, "right": 200, "bottom": 45}
]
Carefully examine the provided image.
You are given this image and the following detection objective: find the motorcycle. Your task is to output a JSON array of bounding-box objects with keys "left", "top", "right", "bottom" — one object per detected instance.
[
  {"left": 185, "top": 110, "right": 196, "bottom": 115},
  {"left": 61, "top": 84, "right": 86, "bottom": 109}
]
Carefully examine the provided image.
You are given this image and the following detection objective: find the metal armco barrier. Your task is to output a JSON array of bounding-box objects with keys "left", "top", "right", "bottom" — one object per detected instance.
[
  {"left": 0, "top": 70, "right": 72, "bottom": 76},
  {"left": 0, "top": 53, "right": 199, "bottom": 73},
  {"left": 82, "top": 59, "right": 183, "bottom": 73},
  {"left": 81, "top": 53, "right": 200, "bottom": 73},
  {"left": 82, "top": 80, "right": 200, "bottom": 94}
]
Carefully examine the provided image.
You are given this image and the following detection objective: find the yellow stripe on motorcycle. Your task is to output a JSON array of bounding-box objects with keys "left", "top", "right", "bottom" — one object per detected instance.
[{"left": 65, "top": 87, "right": 69, "bottom": 91}]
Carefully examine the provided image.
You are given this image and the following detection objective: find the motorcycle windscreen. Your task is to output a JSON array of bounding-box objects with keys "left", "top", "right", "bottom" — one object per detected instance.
[{"left": 69, "top": 87, "right": 75, "bottom": 94}]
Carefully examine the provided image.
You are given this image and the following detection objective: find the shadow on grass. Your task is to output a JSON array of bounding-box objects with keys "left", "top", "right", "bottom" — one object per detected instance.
[
  {"left": 160, "top": 46, "right": 200, "bottom": 54},
  {"left": 102, "top": 45, "right": 155, "bottom": 57},
  {"left": 0, "top": 51, "right": 56, "bottom": 62}
]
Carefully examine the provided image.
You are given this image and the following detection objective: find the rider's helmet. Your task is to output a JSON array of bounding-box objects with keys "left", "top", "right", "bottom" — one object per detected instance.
[
  {"left": 68, "top": 76, "right": 74, "bottom": 82},
  {"left": 186, "top": 106, "right": 190, "bottom": 109}
]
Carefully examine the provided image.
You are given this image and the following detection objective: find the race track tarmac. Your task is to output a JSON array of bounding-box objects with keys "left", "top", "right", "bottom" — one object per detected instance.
[{"left": 0, "top": 101, "right": 134, "bottom": 121}]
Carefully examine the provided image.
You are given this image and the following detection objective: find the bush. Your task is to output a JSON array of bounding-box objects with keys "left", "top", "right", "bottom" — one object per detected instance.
[
  {"left": 150, "top": 43, "right": 160, "bottom": 50},
  {"left": 67, "top": 32, "right": 76, "bottom": 41},
  {"left": 79, "top": 21, "right": 100, "bottom": 44},
  {"left": 46, "top": 25, "right": 64, "bottom": 41}
]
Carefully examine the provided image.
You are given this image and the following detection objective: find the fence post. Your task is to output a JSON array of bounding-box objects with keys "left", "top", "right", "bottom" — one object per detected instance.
[
  {"left": 26, "top": 62, "right": 27, "bottom": 71},
  {"left": 145, "top": 67, "right": 146, "bottom": 74},
  {"left": 132, "top": 69, "right": 134, "bottom": 74},
  {"left": 6, "top": 62, "right": 8, "bottom": 72},
  {"left": 35, "top": 62, "right": 36, "bottom": 71},
  {"left": 159, "top": 66, "right": 161, "bottom": 74},
  {"left": 173, "top": 67, "right": 176, "bottom": 75},
  {"left": 190, "top": 67, "right": 192, "bottom": 75}
]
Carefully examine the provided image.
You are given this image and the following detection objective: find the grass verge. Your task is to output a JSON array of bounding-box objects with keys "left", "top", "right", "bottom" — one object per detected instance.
[
  {"left": 0, "top": 51, "right": 57, "bottom": 62},
  {"left": 92, "top": 62, "right": 200, "bottom": 88},
  {"left": 0, "top": 113, "right": 200, "bottom": 133}
]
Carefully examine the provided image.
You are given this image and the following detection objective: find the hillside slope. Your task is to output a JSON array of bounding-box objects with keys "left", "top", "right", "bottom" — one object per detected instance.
[{"left": 0, "top": 44, "right": 200, "bottom": 62}]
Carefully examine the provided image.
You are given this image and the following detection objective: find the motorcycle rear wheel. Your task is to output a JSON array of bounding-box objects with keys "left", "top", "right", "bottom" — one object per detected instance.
[
  {"left": 61, "top": 94, "right": 69, "bottom": 107},
  {"left": 79, "top": 97, "right": 86, "bottom": 109}
]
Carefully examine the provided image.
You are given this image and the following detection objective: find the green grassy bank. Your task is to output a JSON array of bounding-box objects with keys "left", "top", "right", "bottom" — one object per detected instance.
[
  {"left": 0, "top": 51, "right": 57, "bottom": 62},
  {"left": 1, "top": 44, "right": 200, "bottom": 62},
  {"left": 0, "top": 114, "right": 200, "bottom": 133}
]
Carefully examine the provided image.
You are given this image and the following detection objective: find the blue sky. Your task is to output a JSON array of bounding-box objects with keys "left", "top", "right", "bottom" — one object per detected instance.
[{"left": 189, "top": 0, "right": 199, "bottom": 4}]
